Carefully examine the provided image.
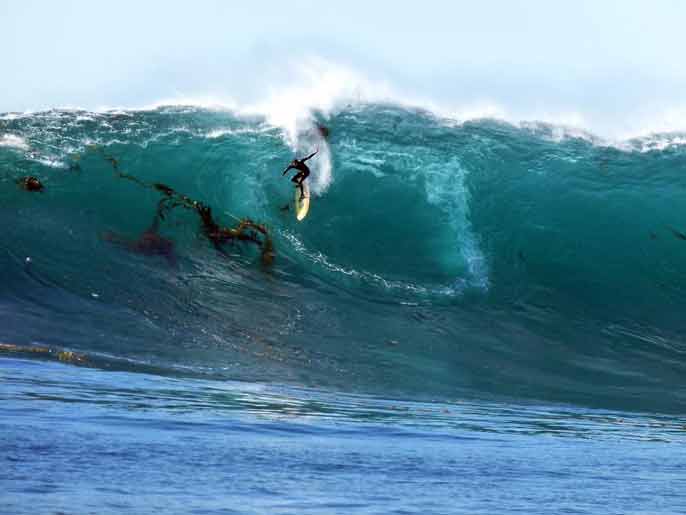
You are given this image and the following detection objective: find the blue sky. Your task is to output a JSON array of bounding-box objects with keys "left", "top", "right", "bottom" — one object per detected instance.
[{"left": 2, "top": 1, "right": 686, "bottom": 136}]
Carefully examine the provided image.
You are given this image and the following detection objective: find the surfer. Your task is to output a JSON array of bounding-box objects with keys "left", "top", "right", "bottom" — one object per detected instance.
[{"left": 282, "top": 149, "right": 318, "bottom": 201}]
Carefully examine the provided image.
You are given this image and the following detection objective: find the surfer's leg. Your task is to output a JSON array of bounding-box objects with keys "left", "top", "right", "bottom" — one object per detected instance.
[
  {"left": 300, "top": 170, "right": 310, "bottom": 200},
  {"left": 298, "top": 181, "right": 305, "bottom": 200},
  {"left": 290, "top": 172, "right": 306, "bottom": 200}
]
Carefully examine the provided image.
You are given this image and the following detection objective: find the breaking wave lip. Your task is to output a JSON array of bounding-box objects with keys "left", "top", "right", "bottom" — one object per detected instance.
[
  {"left": 0, "top": 134, "right": 29, "bottom": 151},
  {"left": 6, "top": 103, "right": 686, "bottom": 159},
  {"left": 5, "top": 56, "right": 686, "bottom": 149},
  {"left": 205, "top": 126, "right": 274, "bottom": 139}
]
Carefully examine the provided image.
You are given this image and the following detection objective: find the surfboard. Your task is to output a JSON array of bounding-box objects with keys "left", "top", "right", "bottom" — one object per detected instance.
[{"left": 295, "top": 182, "right": 310, "bottom": 221}]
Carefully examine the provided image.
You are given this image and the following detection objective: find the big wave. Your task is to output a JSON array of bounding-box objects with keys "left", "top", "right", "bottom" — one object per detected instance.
[{"left": 1, "top": 102, "right": 686, "bottom": 413}]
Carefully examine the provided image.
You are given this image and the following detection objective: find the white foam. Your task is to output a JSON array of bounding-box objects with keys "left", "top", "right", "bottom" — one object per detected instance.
[
  {"left": 232, "top": 60, "right": 686, "bottom": 148},
  {"left": 0, "top": 134, "right": 29, "bottom": 151},
  {"left": 239, "top": 57, "right": 395, "bottom": 145},
  {"left": 34, "top": 156, "right": 66, "bottom": 168},
  {"left": 94, "top": 97, "right": 238, "bottom": 115},
  {"left": 282, "top": 231, "right": 463, "bottom": 297},
  {"left": 423, "top": 157, "right": 489, "bottom": 290},
  {"left": 287, "top": 123, "right": 333, "bottom": 195},
  {"left": 629, "top": 134, "right": 686, "bottom": 153},
  {"left": 0, "top": 112, "right": 27, "bottom": 121},
  {"left": 610, "top": 105, "right": 686, "bottom": 142},
  {"left": 234, "top": 58, "right": 397, "bottom": 195},
  {"left": 4, "top": 58, "right": 686, "bottom": 152},
  {"left": 518, "top": 121, "right": 600, "bottom": 145},
  {"left": 205, "top": 126, "right": 273, "bottom": 139}
]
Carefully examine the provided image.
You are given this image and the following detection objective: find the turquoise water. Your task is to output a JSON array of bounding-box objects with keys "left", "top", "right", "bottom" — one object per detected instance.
[{"left": 2, "top": 105, "right": 686, "bottom": 513}]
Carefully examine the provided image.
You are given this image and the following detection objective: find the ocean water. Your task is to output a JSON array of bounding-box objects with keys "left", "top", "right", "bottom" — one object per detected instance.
[{"left": 2, "top": 105, "right": 686, "bottom": 514}]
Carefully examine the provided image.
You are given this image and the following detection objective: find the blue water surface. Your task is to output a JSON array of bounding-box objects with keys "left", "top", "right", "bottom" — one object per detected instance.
[{"left": 2, "top": 357, "right": 685, "bottom": 514}]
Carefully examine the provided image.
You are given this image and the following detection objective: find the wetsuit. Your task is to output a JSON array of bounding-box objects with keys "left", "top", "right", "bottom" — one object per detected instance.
[{"left": 282, "top": 150, "right": 317, "bottom": 200}]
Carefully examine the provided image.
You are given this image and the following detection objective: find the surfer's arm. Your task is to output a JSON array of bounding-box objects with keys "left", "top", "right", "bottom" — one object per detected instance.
[
  {"left": 282, "top": 164, "right": 295, "bottom": 175},
  {"left": 301, "top": 149, "right": 318, "bottom": 162}
]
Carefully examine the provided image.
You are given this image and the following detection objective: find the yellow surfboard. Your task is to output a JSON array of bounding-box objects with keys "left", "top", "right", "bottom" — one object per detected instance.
[{"left": 295, "top": 181, "right": 310, "bottom": 221}]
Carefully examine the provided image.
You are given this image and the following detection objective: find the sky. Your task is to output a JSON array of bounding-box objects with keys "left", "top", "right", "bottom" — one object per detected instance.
[{"left": 2, "top": 0, "right": 686, "bottom": 137}]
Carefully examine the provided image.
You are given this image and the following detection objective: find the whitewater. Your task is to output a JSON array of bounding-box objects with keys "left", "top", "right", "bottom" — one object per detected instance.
[{"left": 2, "top": 81, "right": 686, "bottom": 513}]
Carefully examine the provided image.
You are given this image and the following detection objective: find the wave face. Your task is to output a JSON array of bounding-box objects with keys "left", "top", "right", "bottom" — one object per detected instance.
[{"left": 2, "top": 105, "right": 686, "bottom": 413}]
